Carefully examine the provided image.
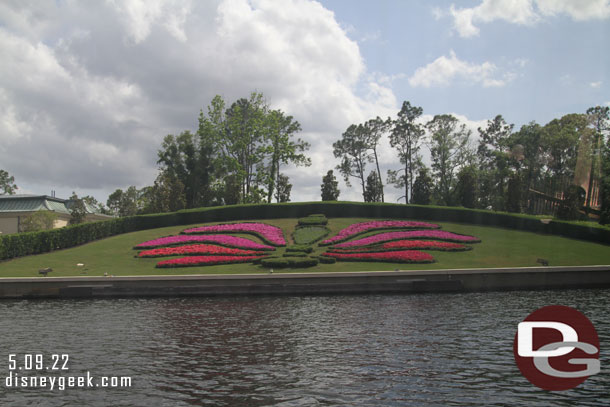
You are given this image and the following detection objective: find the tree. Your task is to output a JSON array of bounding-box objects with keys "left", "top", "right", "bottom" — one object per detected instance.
[
  {"left": 265, "top": 110, "right": 310, "bottom": 203},
  {"left": 506, "top": 174, "right": 523, "bottom": 213},
  {"left": 455, "top": 165, "right": 478, "bottom": 208},
  {"left": 333, "top": 124, "right": 371, "bottom": 199},
  {"left": 476, "top": 115, "right": 513, "bottom": 210},
  {"left": 389, "top": 101, "right": 425, "bottom": 203},
  {"left": 321, "top": 170, "right": 340, "bottom": 201},
  {"left": 363, "top": 170, "right": 383, "bottom": 202},
  {"left": 599, "top": 134, "right": 610, "bottom": 224},
  {"left": 426, "top": 114, "right": 472, "bottom": 206},
  {"left": 507, "top": 122, "right": 544, "bottom": 212},
  {"left": 0, "top": 169, "right": 17, "bottom": 195},
  {"left": 362, "top": 117, "right": 390, "bottom": 202},
  {"left": 142, "top": 172, "right": 186, "bottom": 213},
  {"left": 106, "top": 187, "right": 140, "bottom": 217},
  {"left": 411, "top": 167, "right": 433, "bottom": 205},
  {"left": 20, "top": 211, "right": 58, "bottom": 232},
  {"left": 585, "top": 106, "right": 610, "bottom": 209},
  {"left": 68, "top": 192, "right": 87, "bottom": 225},
  {"left": 274, "top": 173, "right": 292, "bottom": 203}
]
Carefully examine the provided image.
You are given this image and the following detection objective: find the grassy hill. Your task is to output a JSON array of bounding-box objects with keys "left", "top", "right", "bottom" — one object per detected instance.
[{"left": 1, "top": 217, "right": 608, "bottom": 278}]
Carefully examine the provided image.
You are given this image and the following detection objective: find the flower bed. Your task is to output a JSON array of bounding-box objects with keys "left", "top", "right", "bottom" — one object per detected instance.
[
  {"left": 333, "top": 230, "right": 481, "bottom": 248},
  {"left": 320, "top": 220, "right": 440, "bottom": 245},
  {"left": 322, "top": 250, "right": 435, "bottom": 263},
  {"left": 292, "top": 226, "right": 329, "bottom": 245},
  {"left": 138, "top": 244, "right": 263, "bottom": 258},
  {"left": 261, "top": 256, "right": 319, "bottom": 268},
  {"left": 156, "top": 255, "right": 264, "bottom": 268},
  {"left": 328, "top": 240, "right": 470, "bottom": 253},
  {"left": 182, "top": 222, "right": 286, "bottom": 246},
  {"left": 134, "top": 235, "right": 275, "bottom": 251}
]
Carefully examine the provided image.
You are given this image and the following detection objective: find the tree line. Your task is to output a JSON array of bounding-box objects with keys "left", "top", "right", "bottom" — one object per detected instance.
[
  {"left": 326, "top": 102, "right": 610, "bottom": 223},
  {"left": 1, "top": 93, "right": 609, "bottom": 228}
]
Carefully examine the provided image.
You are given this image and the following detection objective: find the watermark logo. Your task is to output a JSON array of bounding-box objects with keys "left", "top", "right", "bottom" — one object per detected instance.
[{"left": 513, "top": 305, "right": 600, "bottom": 391}]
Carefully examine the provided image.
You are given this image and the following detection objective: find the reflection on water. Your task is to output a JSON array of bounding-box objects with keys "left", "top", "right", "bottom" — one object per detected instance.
[{"left": 0, "top": 289, "right": 608, "bottom": 406}]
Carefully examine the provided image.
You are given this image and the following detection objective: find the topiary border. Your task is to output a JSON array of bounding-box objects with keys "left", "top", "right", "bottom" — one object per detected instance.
[{"left": 261, "top": 256, "right": 319, "bottom": 268}]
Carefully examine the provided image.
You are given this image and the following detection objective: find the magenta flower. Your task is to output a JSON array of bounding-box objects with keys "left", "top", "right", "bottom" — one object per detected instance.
[
  {"left": 333, "top": 230, "right": 480, "bottom": 248},
  {"left": 138, "top": 244, "right": 263, "bottom": 258},
  {"left": 134, "top": 234, "right": 275, "bottom": 250},
  {"left": 321, "top": 220, "right": 440, "bottom": 245},
  {"left": 182, "top": 222, "right": 286, "bottom": 246}
]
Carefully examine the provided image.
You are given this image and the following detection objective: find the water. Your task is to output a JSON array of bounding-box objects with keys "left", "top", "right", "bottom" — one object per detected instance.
[{"left": 0, "top": 289, "right": 608, "bottom": 406}]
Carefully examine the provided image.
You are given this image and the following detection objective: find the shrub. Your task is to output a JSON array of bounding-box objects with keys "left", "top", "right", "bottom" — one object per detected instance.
[
  {"left": 323, "top": 250, "right": 435, "bottom": 263},
  {"left": 261, "top": 256, "right": 319, "bottom": 268},
  {"left": 282, "top": 252, "right": 308, "bottom": 257},
  {"left": 292, "top": 226, "right": 329, "bottom": 245},
  {"left": 297, "top": 214, "right": 328, "bottom": 226},
  {"left": 285, "top": 244, "right": 313, "bottom": 253},
  {"left": 317, "top": 256, "right": 336, "bottom": 264}
]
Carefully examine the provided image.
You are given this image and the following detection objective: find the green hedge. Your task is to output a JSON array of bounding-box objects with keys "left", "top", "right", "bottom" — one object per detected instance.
[
  {"left": 292, "top": 226, "right": 330, "bottom": 245},
  {"left": 2, "top": 201, "right": 609, "bottom": 261},
  {"left": 297, "top": 214, "right": 328, "bottom": 226},
  {"left": 261, "top": 256, "right": 319, "bottom": 268},
  {"left": 286, "top": 244, "right": 313, "bottom": 253}
]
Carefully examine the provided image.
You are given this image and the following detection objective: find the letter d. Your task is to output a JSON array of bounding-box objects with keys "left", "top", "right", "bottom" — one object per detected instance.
[
  {"left": 5, "top": 371, "right": 13, "bottom": 387},
  {"left": 518, "top": 321, "right": 577, "bottom": 357}
]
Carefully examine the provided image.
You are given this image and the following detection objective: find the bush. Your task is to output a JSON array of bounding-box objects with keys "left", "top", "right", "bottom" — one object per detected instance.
[
  {"left": 261, "top": 256, "right": 319, "bottom": 268},
  {"left": 282, "top": 252, "right": 308, "bottom": 257},
  {"left": 297, "top": 214, "right": 328, "bottom": 226},
  {"left": 285, "top": 244, "right": 313, "bottom": 253},
  {"left": 292, "top": 226, "right": 330, "bottom": 245},
  {"left": 318, "top": 255, "right": 336, "bottom": 264}
]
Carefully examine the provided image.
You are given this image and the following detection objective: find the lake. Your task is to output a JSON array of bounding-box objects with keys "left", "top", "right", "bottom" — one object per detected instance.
[{"left": 0, "top": 289, "right": 608, "bottom": 406}]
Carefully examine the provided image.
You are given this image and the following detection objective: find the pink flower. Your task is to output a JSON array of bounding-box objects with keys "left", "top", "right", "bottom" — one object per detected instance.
[
  {"left": 321, "top": 220, "right": 439, "bottom": 245},
  {"left": 329, "top": 240, "right": 469, "bottom": 252},
  {"left": 333, "top": 230, "right": 480, "bottom": 248},
  {"left": 322, "top": 250, "right": 435, "bottom": 263},
  {"left": 182, "top": 222, "right": 286, "bottom": 246},
  {"left": 138, "top": 244, "right": 263, "bottom": 258},
  {"left": 134, "top": 235, "right": 275, "bottom": 250}
]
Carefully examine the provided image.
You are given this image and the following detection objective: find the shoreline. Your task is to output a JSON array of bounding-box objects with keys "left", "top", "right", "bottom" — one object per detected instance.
[{"left": 0, "top": 265, "right": 609, "bottom": 298}]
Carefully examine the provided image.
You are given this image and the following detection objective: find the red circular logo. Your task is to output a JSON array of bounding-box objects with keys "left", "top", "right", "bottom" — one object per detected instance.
[{"left": 513, "top": 305, "right": 600, "bottom": 391}]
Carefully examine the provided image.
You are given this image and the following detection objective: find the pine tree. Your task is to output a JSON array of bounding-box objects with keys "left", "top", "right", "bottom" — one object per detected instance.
[{"left": 321, "top": 170, "right": 340, "bottom": 201}]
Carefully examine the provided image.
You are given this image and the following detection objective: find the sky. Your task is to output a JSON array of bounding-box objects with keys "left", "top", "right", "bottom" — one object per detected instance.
[{"left": 1, "top": 0, "right": 608, "bottom": 204}]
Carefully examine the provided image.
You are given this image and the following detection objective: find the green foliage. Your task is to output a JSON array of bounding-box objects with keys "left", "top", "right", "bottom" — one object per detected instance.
[
  {"left": 20, "top": 211, "right": 58, "bottom": 233},
  {"left": 364, "top": 171, "right": 383, "bottom": 203},
  {"left": 557, "top": 185, "right": 586, "bottom": 221},
  {"left": 411, "top": 167, "right": 433, "bottom": 205},
  {"left": 333, "top": 123, "right": 371, "bottom": 199},
  {"left": 68, "top": 193, "right": 87, "bottom": 225},
  {"left": 506, "top": 175, "right": 523, "bottom": 213},
  {"left": 282, "top": 252, "right": 308, "bottom": 257},
  {"left": 0, "top": 169, "right": 17, "bottom": 195},
  {"left": 292, "top": 226, "right": 329, "bottom": 245},
  {"left": 286, "top": 244, "right": 313, "bottom": 253},
  {"left": 427, "top": 114, "right": 472, "bottom": 206},
  {"left": 107, "top": 186, "right": 144, "bottom": 217},
  {"left": 274, "top": 173, "right": 292, "bottom": 203},
  {"left": 389, "top": 101, "right": 425, "bottom": 203},
  {"left": 261, "top": 256, "right": 319, "bottom": 268},
  {"left": 455, "top": 165, "right": 478, "bottom": 209},
  {"left": 601, "top": 137, "right": 610, "bottom": 224},
  {"left": 297, "top": 214, "right": 328, "bottom": 226},
  {"left": 317, "top": 255, "right": 336, "bottom": 264},
  {"left": 142, "top": 172, "right": 186, "bottom": 214},
  {"left": 321, "top": 170, "right": 340, "bottom": 201}
]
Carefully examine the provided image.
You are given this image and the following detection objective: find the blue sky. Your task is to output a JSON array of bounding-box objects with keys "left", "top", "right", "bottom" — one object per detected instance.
[
  {"left": 0, "top": 0, "right": 608, "bottom": 203},
  {"left": 324, "top": 0, "right": 609, "bottom": 127}
]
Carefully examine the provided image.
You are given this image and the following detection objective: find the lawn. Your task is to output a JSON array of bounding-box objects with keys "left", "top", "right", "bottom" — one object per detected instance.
[{"left": 0, "top": 217, "right": 608, "bottom": 278}]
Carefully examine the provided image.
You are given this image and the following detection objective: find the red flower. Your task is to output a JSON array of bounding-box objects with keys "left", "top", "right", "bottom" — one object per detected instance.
[
  {"left": 322, "top": 250, "right": 435, "bottom": 263},
  {"left": 156, "top": 255, "right": 264, "bottom": 268}
]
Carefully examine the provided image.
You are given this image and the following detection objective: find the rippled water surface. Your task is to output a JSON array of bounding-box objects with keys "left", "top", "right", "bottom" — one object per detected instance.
[{"left": 0, "top": 289, "right": 608, "bottom": 406}]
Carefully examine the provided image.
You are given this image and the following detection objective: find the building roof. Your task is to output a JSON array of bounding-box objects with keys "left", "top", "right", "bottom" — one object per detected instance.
[{"left": 0, "top": 195, "right": 112, "bottom": 217}]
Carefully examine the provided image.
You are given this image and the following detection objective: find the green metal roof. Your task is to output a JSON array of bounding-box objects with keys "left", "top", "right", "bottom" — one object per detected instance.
[{"left": 0, "top": 195, "right": 106, "bottom": 216}]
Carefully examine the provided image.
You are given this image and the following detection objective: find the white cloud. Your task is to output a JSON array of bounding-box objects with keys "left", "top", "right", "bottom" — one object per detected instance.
[
  {"left": 448, "top": 0, "right": 610, "bottom": 38},
  {"left": 0, "top": 0, "right": 399, "bottom": 203},
  {"left": 408, "top": 50, "right": 511, "bottom": 88},
  {"left": 590, "top": 81, "right": 602, "bottom": 88}
]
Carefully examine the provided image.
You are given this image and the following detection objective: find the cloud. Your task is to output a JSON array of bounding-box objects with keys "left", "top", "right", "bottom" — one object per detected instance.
[
  {"left": 448, "top": 0, "right": 610, "bottom": 38},
  {"left": 408, "top": 50, "right": 512, "bottom": 88},
  {"left": 0, "top": 0, "right": 400, "bottom": 203},
  {"left": 590, "top": 81, "right": 602, "bottom": 88}
]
